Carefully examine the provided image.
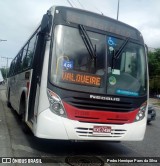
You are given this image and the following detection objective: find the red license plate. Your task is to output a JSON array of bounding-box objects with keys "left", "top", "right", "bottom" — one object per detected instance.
[{"left": 93, "top": 126, "right": 111, "bottom": 133}]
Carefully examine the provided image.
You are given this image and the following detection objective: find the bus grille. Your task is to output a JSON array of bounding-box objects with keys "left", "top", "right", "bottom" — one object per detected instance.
[
  {"left": 75, "top": 127, "right": 127, "bottom": 138},
  {"left": 64, "top": 97, "right": 134, "bottom": 112}
]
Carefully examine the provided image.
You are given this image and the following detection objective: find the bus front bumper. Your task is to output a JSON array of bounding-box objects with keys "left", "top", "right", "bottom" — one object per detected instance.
[{"left": 35, "top": 109, "right": 147, "bottom": 141}]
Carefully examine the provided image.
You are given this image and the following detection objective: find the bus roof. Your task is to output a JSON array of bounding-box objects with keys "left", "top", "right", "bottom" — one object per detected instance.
[{"left": 50, "top": 6, "right": 143, "bottom": 41}]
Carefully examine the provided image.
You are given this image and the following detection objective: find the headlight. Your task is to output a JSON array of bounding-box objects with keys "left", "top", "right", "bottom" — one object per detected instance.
[
  {"left": 52, "top": 102, "right": 60, "bottom": 111},
  {"left": 47, "top": 89, "right": 67, "bottom": 117},
  {"left": 135, "top": 102, "right": 147, "bottom": 122}
]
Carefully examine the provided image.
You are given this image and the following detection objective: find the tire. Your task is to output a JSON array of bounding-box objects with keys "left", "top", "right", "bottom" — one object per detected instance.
[
  {"left": 147, "top": 120, "right": 151, "bottom": 125},
  {"left": 7, "top": 90, "right": 11, "bottom": 108},
  {"left": 21, "top": 112, "right": 30, "bottom": 134},
  {"left": 20, "top": 97, "right": 30, "bottom": 134}
]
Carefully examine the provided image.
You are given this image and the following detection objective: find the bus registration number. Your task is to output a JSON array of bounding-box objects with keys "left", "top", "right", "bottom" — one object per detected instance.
[{"left": 93, "top": 126, "right": 111, "bottom": 134}]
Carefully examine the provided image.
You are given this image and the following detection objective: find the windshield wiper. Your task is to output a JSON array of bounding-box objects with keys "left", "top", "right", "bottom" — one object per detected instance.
[
  {"left": 114, "top": 37, "right": 130, "bottom": 59},
  {"left": 111, "top": 37, "right": 130, "bottom": 69},
  {"left": 78, "top": 24, "right": 97, "bottom": 70}
]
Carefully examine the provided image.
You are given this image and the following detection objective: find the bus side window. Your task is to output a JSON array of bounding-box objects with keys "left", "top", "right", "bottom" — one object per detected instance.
[
  {"left": 14, "top": 52, "right": 22, "bottom": 74},
  {"left": 21, "top": 44, "right": 29, "bottom": 71},
  {"left": 23, "top": 33, "right": 37, "bottom": 70},
  {"left": 10, "top": 59, "right": 16, "bottom": 76},
  {"left": 13, "top": 57, "right": 18, "bottom": 75},
  {"left": 8, "top": 61, "right": 14, "bottom": 77},
  {"left": 18, "top": 51, "right": 23, "bottom": 72}
]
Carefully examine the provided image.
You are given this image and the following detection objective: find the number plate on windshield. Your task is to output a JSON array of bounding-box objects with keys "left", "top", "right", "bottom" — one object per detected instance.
[{"left": 93, "top": 126, "right": 111, "bottom": 134}]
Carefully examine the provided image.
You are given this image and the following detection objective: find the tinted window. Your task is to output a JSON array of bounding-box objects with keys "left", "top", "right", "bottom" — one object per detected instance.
[
  {"left": 21, "top": 44, "right": 28, "bottom": 70},
  {"left": 14, "top": 52, "right": 22, "bottom": 74},
  {"left": 23, "top": 34, "right": 37, "bottom": 70},
  {"left": 8, "top": 61, "right": 14, "bottom": 77},
  {"left": 8, "top": 27, "right": 40, "bottom": 77}
]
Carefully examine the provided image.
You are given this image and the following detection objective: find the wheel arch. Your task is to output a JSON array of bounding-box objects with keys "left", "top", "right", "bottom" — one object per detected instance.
[{"left": 19, "top": 91, "right": 27, "bottom": 116}]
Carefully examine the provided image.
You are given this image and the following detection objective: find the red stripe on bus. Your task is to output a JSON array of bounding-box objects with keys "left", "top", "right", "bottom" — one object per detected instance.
[{"left": 63, "top": 101, "right": 139, "bottom": 124}]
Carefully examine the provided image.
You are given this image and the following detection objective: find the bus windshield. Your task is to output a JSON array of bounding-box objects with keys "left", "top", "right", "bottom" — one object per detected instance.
[{"left": 50, "top": 25, "right": 147, "bottom": 97}]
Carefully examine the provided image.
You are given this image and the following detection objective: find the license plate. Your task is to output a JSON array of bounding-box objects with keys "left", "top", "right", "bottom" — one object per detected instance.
[{"left": 93, "top": 126, "right": 111, "bottom": 134}]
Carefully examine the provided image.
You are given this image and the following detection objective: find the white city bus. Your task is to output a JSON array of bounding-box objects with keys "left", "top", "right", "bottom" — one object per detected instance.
[{"left": 7, "top": 6, "right": 148, "bottom": 141}]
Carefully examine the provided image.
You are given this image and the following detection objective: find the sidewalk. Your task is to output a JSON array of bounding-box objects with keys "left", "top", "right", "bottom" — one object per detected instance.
[
  {"left": 149, "top": 98, "right": 160, "bottom": 106},
  {"left": 0, "top": 89, "right": 14, "bottom": 157}
]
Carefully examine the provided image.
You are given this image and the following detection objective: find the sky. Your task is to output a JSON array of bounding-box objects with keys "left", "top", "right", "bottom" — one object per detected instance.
[{"left": 0, "top": 0, "right": 160, "bottom": 68}]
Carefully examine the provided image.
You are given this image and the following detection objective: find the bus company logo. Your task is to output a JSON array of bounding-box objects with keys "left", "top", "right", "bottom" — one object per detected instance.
[
  {"left": 2, "top": 158, "right": 11, "bottom": 163},
  {"left": 90, "top": 95, "right": 120, "bottom": 101}
]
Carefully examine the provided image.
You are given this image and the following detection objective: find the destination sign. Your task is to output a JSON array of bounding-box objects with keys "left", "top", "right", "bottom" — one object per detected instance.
[{"left": 61, "top": 71, "right": 101, "bottom": 87}]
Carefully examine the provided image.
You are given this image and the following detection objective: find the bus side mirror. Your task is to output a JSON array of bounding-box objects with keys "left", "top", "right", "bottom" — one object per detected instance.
[{"left": 40, "top": 10, "right": 52, "bottom": 34}]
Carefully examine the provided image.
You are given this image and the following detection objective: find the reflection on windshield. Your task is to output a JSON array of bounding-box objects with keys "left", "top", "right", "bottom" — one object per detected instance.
[
  {"left": 78, "top": 24, "right": 97, "bottom": 72},
  {"left": 50, "top": 25, "right": 106, "bottom": 94},
  {"left": 107, "top": 37, "right": 147, "bottom": 96},
  {"left": 50, "top": 25, "right": 147, "bottom": 97}
]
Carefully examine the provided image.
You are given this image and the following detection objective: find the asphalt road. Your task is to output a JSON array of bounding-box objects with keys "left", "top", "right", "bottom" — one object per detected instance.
[{"left": 0, "top": 84, "right": 160, "bottom": 166}]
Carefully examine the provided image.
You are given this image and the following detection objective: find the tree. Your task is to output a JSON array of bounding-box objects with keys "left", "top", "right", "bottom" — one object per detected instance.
[
  {"left": 0, "top": 68, "right": 9, "bottom": 79},
  {"left": 148, "top": 48, "right": 160, "bottom": 95}
]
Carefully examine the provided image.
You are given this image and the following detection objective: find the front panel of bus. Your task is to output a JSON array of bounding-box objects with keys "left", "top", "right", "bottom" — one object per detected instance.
[{"left": 36, "top": 7, "right": 148, "bottom": 141}]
